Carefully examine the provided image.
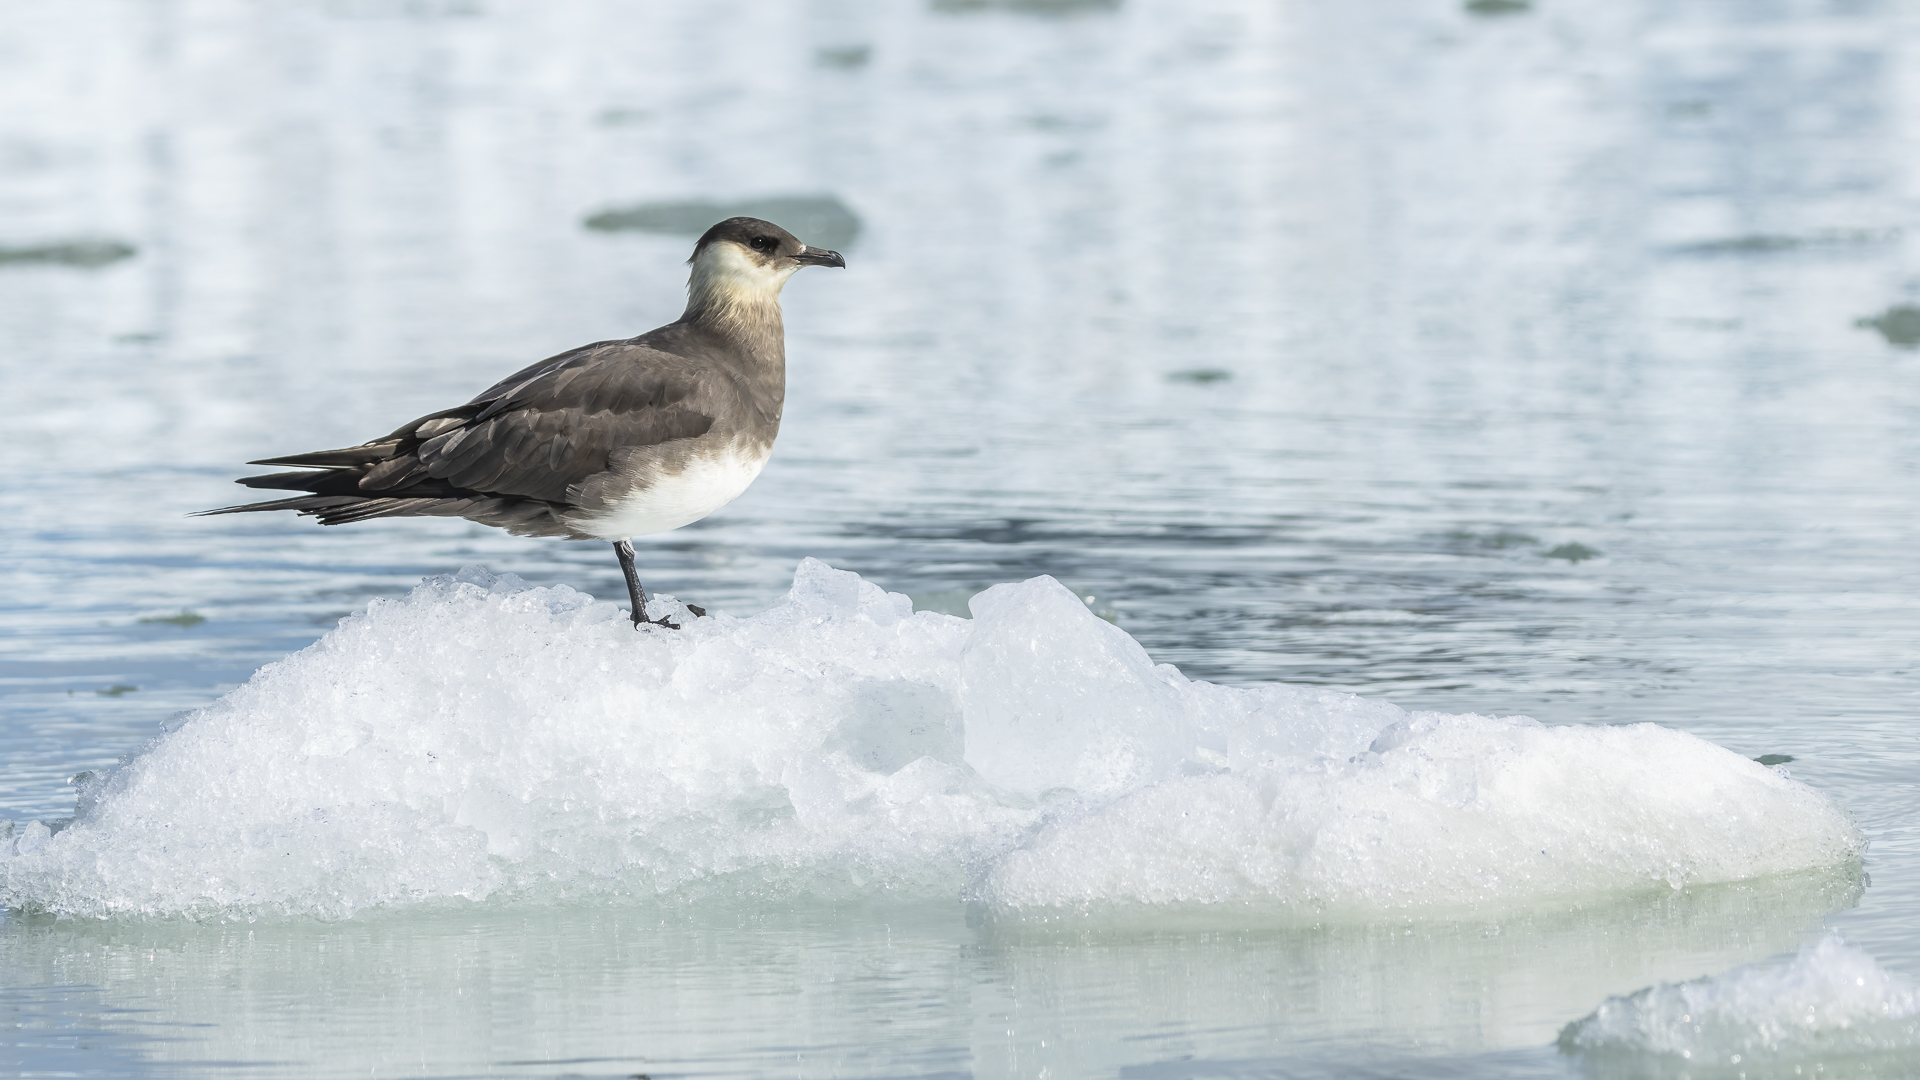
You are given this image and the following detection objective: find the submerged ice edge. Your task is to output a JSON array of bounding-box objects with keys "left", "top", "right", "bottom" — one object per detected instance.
[
  {"left": 0, "top": 560, "right": 1868, "bottom": 920},
  {"left": 1561, "top": 935, "right": 1920, "bottom": 1071}
]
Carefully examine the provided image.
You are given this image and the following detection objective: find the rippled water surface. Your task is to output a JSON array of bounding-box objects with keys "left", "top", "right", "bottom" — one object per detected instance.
[{"left": 3, "top": 0, "right": 1918, "bottom": 1076}]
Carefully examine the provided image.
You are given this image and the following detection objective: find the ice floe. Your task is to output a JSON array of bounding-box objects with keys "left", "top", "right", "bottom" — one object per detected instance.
[
  {"left": 1561, "top": 935, "right": 1920, "bottom": 1077},
  {"left": 0, "top": 560, "right": 1866, "bottom": 919}
]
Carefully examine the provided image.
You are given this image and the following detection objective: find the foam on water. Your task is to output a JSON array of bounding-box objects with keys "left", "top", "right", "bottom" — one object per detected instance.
[
  {"left": 0, "top": 561, "right": 1865, "bottom": 919},
  {"left": 1560, "top": 936, "right": 1920, "bottom": 1076}
]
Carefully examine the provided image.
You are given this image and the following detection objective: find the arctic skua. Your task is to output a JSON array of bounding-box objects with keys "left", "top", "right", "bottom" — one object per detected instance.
[{"left": 202, "top": 216, "right": 845, "bottom": 628}]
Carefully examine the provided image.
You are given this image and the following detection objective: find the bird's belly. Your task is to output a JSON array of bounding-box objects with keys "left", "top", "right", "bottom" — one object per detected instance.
[{"left": 570, "top": 447, "right": 769, "bottom": 540}]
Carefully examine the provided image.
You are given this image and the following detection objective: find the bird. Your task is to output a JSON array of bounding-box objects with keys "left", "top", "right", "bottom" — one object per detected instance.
[{"left": 201, "top": 217, "right": 845, "bottom": 629}]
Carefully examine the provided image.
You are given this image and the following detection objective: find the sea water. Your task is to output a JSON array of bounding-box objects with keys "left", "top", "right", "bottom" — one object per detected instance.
[{"left": 3, "top": 0, "right": 1918, "bottom": 1076}]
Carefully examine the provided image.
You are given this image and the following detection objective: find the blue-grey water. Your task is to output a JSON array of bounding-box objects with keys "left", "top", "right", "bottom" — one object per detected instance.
[{"left": 3, "top": 0, "right": 1918, "bottom": 1076}]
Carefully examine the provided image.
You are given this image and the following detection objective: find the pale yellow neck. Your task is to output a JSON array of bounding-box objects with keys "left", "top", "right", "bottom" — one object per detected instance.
[{"left": 682, "top": 242, "right": 794, "bottom": 355}]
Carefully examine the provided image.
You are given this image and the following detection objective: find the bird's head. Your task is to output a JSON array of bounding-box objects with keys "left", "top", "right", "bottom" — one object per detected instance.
[{"left": 688, "top": 217, "right": 844, "bottom": 292}]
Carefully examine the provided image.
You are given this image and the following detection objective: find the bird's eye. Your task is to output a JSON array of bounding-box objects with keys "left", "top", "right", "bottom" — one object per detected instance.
[{"left": 749, "top": 236, "right": 777, "bottom": 252}]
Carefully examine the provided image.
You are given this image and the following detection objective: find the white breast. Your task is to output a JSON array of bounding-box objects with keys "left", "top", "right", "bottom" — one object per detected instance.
[{"left": 570, "top": 447, "right": 769, "bottom": 540}]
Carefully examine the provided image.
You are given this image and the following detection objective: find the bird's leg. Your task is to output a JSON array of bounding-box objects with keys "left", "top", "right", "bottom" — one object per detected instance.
[{"left": 613, "top": 539, "right": 677, "bottom": 630}]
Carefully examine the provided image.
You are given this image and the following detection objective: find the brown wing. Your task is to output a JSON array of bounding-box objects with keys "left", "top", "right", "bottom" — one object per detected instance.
[
  {"left": 379, "top": 342, "right": 715, "bottom": 503},
  {"left": 238, "top": 340, "right": 717, "bottom": 507}
]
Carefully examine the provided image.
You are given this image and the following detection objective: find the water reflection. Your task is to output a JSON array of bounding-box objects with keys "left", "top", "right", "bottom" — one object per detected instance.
[{"left": 0, "top": 866, "right": 1862, "bottom": 1079}]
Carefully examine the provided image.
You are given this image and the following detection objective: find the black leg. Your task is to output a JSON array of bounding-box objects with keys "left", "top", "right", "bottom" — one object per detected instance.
[{"left": 613, "top": 539, "right": 677, "bottom": 630}]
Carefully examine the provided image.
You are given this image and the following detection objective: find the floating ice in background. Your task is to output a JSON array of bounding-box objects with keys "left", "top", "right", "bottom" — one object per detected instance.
[
  {"left": 583, "top": 194, "right": 862, "bottom": 249},
  {"left": 0, "top": 237, "right": 138, "bottom": 268},
  {"left": 1560, "top": 936, "right": 1920, "bottom": 1078},
  {"left": 0, "top": 561, "right": 1866, "bottom": 920}
]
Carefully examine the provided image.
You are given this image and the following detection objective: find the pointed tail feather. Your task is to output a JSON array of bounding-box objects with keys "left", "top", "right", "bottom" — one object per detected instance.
[
  {"left": 227, "top": 469, "right": 465, "bottom": 502},
  {"left": 198, "top": 486, "right": 577, "bottom": 537},
  {"left": 235, "top": 470, "right": 364, "bottom": 492},
  {"left": 195, "top": 495, "right": 365, "bottom": 517},
  {"left": 247, "top": 442, "right": 400, "bottom": 470}
]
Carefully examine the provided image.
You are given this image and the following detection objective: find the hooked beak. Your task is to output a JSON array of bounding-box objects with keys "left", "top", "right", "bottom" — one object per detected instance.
[{"left": 793, "top": 246, "right": 846, "bottom": 269}]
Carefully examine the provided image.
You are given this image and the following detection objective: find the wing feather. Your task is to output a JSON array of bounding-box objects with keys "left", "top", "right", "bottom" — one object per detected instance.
[
  {"left": 214, "top": 338, "right": 727, "bottom": 523},
  {"left": 417, "top": 343, "right": 719, "bottom": 502}
]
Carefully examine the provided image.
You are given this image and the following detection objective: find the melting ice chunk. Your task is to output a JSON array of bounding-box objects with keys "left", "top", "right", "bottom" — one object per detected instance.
[
  {"left": 961, "top": 576, "right": 1196, "bottom": 798},
  {"left": 1560, "top": 936, "right": 1920, "bottom": 1073},
  {"left": 0, "top": 560, "right": 1867, "bottom": 919}
]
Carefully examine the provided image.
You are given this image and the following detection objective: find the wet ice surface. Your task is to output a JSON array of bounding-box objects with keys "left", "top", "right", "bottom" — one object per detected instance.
[{"left": 3, "top": 0, "right": 1920, "bottom": 1076}]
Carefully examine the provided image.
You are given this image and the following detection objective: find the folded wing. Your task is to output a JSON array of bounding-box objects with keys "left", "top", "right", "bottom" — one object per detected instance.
[{"left": 203, "top": 340, "right": 718, "bottom": 535}]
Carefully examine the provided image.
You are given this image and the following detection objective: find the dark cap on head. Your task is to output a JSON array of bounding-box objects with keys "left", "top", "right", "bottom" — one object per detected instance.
[{"left": 692, "top": 217, "right": 845, "bottom": 268}]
